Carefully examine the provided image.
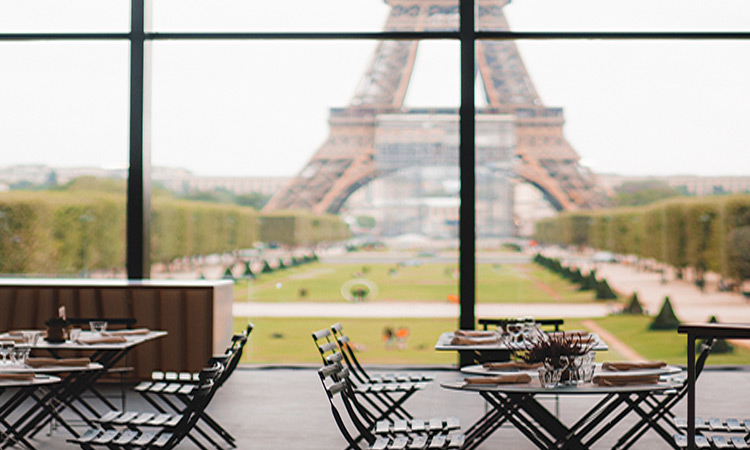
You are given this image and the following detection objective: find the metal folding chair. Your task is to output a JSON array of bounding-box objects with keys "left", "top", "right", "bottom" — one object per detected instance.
[
  {"left": 313, "top": 327, "right": 426, "bottom": 425},
  {"left": 318, "top": 362, "right": 464, "bottom": 450},
  {"left": 133, "top": 323, "right": 253, "bottom": 449},
  {"left": 613, "top": 338, "right": 716, "bottom": 450},
  {"left": 68, "top": 363, "right": 223, "bottom": 450}
]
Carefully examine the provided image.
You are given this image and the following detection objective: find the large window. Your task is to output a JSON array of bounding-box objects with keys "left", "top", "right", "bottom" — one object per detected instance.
[{"left": 2, "top": 1, "right": 749, "bottom": 365}]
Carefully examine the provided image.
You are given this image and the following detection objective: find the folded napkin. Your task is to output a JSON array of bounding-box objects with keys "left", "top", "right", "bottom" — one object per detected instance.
[
  {"left": 76, "top": 336, "right": 127, "bottom": 345},
  {"left": 450, "top": 335, "right": 501, "bottom": 346},
  {"left": 0, "top": 336, "right": 26, "bottom": 344},
  {"left": 483, "top": 361, "right": 543, "bottom": 370},
  {"left": 464, "top": 373, "right": 532, "bottom": 385},
  {"left": 454, "top": 330, "right": 499, "bottom": 338},
  {"left": 548, "top": 330, "right": 591, "bottom": 338},
  {"left": 26, "top": 357, "right": 91, "bottom": 368},
  {"left": 0, "top": 373, "right": 35, "bottom": 381},
  {"left": 593, "top": 374, "right": 660, "bottom": 387},
  {"left": 601, "top": 361, "right": 667, "bottom": 372},
  {"left": 104, "top": 328, "right": 151, "bottom": 336}
]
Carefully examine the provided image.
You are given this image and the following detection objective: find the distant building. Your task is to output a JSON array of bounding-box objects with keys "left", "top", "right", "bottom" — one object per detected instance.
[
  {"left": 599, "top": 174, "right": 750, "bottom": 196},
  {"left": 152, "top": 168, "right": 289, "bottom": 197}
]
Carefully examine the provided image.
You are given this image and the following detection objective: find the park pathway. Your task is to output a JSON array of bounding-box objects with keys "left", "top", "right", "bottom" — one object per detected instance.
[
  {"left": 232, "top": 301, "right": 613, "bottom": 318},
  {"left": 582, "top": 319, "right": 645, "bottom": 361}
]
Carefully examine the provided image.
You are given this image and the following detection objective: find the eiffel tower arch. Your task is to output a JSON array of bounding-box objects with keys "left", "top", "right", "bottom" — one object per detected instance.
[{"left": 263, "top": 0, "right": 608, "bottom": 222}]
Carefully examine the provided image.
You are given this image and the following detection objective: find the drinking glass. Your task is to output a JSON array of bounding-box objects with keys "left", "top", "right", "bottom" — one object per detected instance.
[
  {"left": 0, "top": 341, "right": 15, "bottom": 365},
  {"left": 89, "top": 321, "right": 108, "bottom": 334},
  {"left": 11, "top": 345, "right": 31, "bottom": 366},
  {"left": 69, "top": 328, "right": 82, "bottom": 342},
  {"left": 22, "top": 331, "right": 40, "bottom": 346},
  {"left": 506, "top": 323, "right": 523, "bottom": 345}
]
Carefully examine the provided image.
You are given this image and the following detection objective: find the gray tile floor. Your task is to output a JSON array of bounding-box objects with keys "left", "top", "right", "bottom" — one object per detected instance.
[{"left": 12, "top": 365, "right": 750, "bottom": 449}]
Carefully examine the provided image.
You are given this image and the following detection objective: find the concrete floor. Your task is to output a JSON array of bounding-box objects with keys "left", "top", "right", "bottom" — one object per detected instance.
[{"left": 11, "top": 365, "right": 750, "bottom": 449}]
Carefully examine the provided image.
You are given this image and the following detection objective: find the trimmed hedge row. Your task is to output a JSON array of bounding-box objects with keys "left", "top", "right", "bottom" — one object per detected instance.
[
  {"left": 532, "top": 253, "right": 618, "bottom": 300},
  {"left": 0, "top": 192, "right": 350, "bottom": 275},
  {"left": 534, "top": 194, "right": 750, "bottom": 280},
  {"left": 259, "top": 211, "right": 351, "bottom": 247}
]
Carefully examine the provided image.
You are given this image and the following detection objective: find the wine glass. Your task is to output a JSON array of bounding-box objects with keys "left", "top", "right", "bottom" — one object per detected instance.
[
  {"left": 89, "top": 321, "right": 108, "bottom": 335},
  {"left": 11, "top": 345, "right": 30, "bottom": 366},
  {"left": 0, "top": 341, "right": 15, "bottom": 365}
]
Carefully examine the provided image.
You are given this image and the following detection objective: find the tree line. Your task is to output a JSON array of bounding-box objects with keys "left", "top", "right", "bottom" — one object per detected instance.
[
  {"left": 534, "top": 194, "right": 750, "bottom": 285},
  {"left": 0, "top": 190, "right": 350, "bottom": 275}
]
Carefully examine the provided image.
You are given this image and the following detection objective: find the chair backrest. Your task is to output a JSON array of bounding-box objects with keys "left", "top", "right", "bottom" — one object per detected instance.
[
  {"left": 312, "top": 327, "right": 340, "bottom": 363},
  {"left": 330, "top": 323, "right": 371, "bottom": 384},
  {"left": 478, "top": 317, "right": 564, "bottom": 332},
  {"left": 318, "top": 362, "right": 378, "bottom": 449},
  {"left": 215, "top": 323, "right": 253, "bottom": 387},
  {"left": 162, "top": 362, "right": 224, "bottom": 449}
]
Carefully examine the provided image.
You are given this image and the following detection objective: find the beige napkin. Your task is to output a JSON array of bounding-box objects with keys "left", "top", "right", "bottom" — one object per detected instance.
[
  {"left": 601, "top": 361, "right": 666, "bottom": 372},
  {"left": 593, "top": 374, "right": 660, "bottom": 387},
  {"left": 548, "top": 330, "right": 592, "bottom": 339},
  {"left": 26, "top": 357, "right": 91, "bottom": 368},
  {"left": 0, "top": 336, "right": 25, "bottom": 344},
  {"left": 76, "top": 336, "right": 127, "bottom": 345},
  {"left": 105, "top": 328, "right": 150, "bottom": 336},
  {"left": 464, "top": 373, "right": 532, "bottom": 385},
  {"left": 454, "top": 330, "right": 499, "bottom": 338},
  {"left": 450, "top": 335, "right": 501, "bottom": 346},
  {"left": 483, "top": 361, "right": 543, "bottom": 370},
  {"left": 0, "top": 373, "right": 35, "bottom": 381}
]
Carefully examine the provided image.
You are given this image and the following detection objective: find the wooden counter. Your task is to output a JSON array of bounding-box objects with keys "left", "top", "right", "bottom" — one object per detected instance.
[{"left": 0, "top": 279, "right": 234, "bottom": 379}]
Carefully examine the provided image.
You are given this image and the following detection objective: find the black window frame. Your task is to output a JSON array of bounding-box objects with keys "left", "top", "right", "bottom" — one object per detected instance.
[{"left": 2, "top": 0, "right": 749, "bottom": 363}]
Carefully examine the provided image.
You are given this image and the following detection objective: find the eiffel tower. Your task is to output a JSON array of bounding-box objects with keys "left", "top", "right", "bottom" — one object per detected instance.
[{"left": 263, "top": 0, "right": 608, "bottom": 216}]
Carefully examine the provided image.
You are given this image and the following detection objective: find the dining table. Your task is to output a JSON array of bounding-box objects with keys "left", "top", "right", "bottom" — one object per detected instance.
[
  {"left": 0, "top": 362, "right": 102, "bottom": 449},
  {"left": 442, "top": 363, "right": 681, "bottom": 450},
  {"left": 434, "top": 330, "right": 610, "bottom": 365},
  {"left": 0, "top": 328, "right": 167, "bottom": 443},
  {"left": 0, "top": 374, "right": 61, "bottom": 450}
]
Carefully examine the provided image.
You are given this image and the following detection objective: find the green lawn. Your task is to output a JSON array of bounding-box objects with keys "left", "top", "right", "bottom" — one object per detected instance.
[
  {"left": 234, "top": 316, "right": 750, "bottom": 366},
  {"left": 589, "top": 315, "right": 750, "bottom": 366},
  {"left": 234, "top": 262, "right": 610, "bottom": 305}
]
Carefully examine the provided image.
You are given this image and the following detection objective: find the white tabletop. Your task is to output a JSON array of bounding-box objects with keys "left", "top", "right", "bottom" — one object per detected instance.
[
  {"left": 0, "top": 374, "right": 61, "bottom": 388},
  {"left": 0, "top": 362, "right": 103, "bottom": 374},
  {"left": 441, "top": 379, "right": 674, "bottom": 395},
  {"left": 1, "top": 330, "right": 167, "bottom": 351},
  {"left": 461, "top": 363, "right": 682, "bottom": 377},
  {"left": 435, "top": 331, "right": 609, "bottom": 352}
]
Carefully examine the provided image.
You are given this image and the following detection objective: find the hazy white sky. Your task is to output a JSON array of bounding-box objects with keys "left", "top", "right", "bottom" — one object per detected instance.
[{"left": 0, "top": 0, "right": 749, "bottom": 178}]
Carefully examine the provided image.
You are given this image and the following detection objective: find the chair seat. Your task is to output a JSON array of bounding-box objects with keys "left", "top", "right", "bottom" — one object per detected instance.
[
  {"left": 93, "top": 430, "right": 119, "bottom": 445},
  {"left": 131, "top": 431, "right": 158, "bottom": 446},
  {"left": 152, "top": 432, "right": 174, "bottom": 448},
  {"left": 113, "top": 430, "right": 138, "bottom": 445},
  {"left": 375, "top": 417, "right": 460, "bottom": 435},
  {"left": 68, "top": 428, "right": 101, "bottom": 444},
  {"left": 674, "top": 434, "right": 711, "bottom": 449}
]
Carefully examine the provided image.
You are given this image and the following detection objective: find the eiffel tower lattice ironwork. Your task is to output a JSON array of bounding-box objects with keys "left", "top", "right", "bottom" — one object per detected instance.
[{"left": 263, "top": 0, "right": 608, "bottom": 215}]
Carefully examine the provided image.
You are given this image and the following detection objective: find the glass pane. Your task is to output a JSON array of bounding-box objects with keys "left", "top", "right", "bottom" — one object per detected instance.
[
  {"left": 0, "top": 42, "right": 129, "bottom": 277},
  {"left": 150, "top": 0, "right": 457, "bottom": 33},
  {"left": 475, "top": 38, "right": 750, "bottom": 317},
  {"left": 149, "top": 40, "right": 459, "bottom": 364},
  {"left": 496, "top": 0, "right": 750, "bottom": 32},
  {"left": 0, "top": 0, "right": 130, "bottom": 33}
]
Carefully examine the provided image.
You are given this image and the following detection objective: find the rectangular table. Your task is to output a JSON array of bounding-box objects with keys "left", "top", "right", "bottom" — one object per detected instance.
[
  {"left": 0, "top": 364, "right": 102, "bottom": 449},
  {"left": 0, "top": 375, "right": 62, "bottom": 450},
  {"left": 435, "top": 331, "right": 609, "bottom": 365},
  {"left": 0, "top": 329, "right": 166, "bottom": 442}
]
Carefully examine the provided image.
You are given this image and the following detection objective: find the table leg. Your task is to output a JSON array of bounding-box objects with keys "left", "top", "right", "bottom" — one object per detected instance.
[{"left": 687, "top": 333, "right": 696, "bottom": 450}]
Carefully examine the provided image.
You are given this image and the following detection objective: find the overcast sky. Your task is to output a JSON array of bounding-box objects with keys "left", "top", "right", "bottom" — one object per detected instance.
[{"left": 0, "top": 0, "right": 749, "bottom": 178}]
